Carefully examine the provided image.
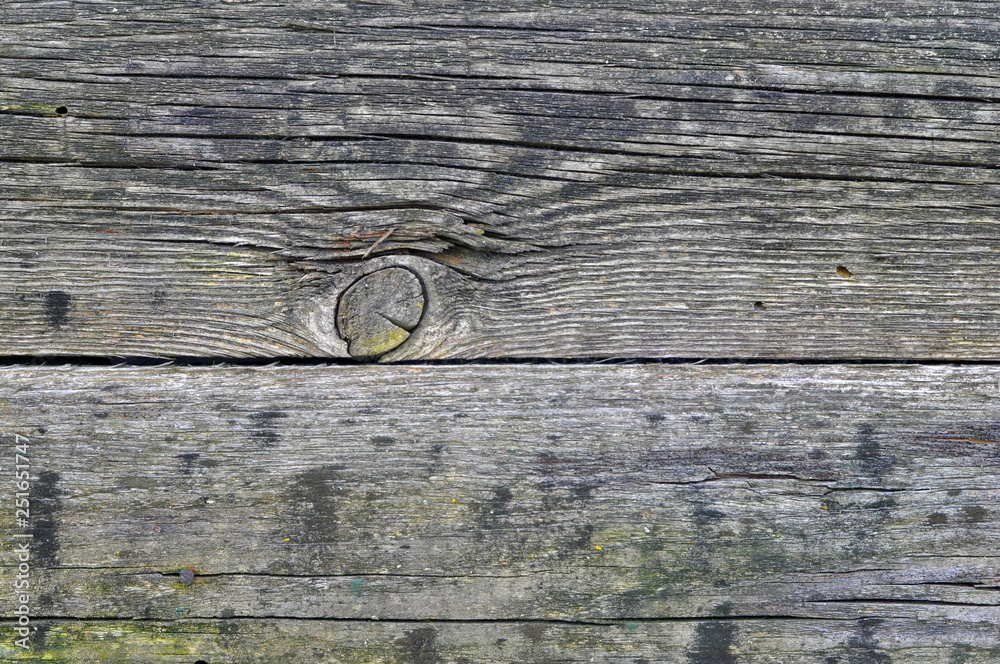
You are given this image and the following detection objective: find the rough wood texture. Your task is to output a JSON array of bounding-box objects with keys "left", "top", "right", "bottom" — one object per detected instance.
[
  {"left": 4, "top": 1, "right": 1000, "bottom": 661},
  {"left": 3, "top": 0, "right": 1000, "bottom": 359},
  {"left": 2, "top": 364, "right": 999, "bottom": 660}
]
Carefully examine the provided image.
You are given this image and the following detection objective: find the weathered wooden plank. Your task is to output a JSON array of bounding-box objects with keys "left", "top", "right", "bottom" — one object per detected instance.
[
  {"left": 1, "top": 364, "right": 999, "bottom": 659},
  {"left": 2, "top": 617, "right": 1000, "bottom": 663},
  {"left": 3, "top": 1, "right": 1000, "bottom": 358}
]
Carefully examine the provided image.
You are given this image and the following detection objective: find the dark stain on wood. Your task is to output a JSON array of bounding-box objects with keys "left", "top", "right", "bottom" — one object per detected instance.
[
  {"left": 370, "top": 434, "right": 397, "bottom": 450},
  {"left": 395, "top": 627, "right": 441, "bottom": 664},
  {"left": 248, "top": 411, "right": 287, "bottom": 448},
  {"left": 949, "top": 645, "right": 973, "bottom": 664},
  {"left": 928, "top": 513, "right": 949, "bottom": 525},
  {"left": 32, "top": 470, "right": 62, "bottom": 566},
  {"left": 645, "top": 412, "right": 666, "bottom": 427},
  {"left": 688, "top": 620, "right": 737, "bottom": 664},
  {"left": 474, "top": 486, "right": 514, "bottom": 531},
  {"left": 44, "top": 291, "right": 71, "bottom": 329},
  {"left": 853, "top": 425, "right": 891, "bottom": 479},
  {"left": 176, "top": 452, "right": 199, "bottom": 475},
  {"left": 289, "top": 465, "right": 350, "bottom": 543},
  {"left": 845, "top": 619, "right": 892, "bottom": 664},
  {"left": 31, "top": 621, "right": 50, "bottom": 654},
  {"left": 693, "top": 505, "right": 726, "bottom": 526},
  {"left": 962, "top": 506, "right": 988, "bottom": 524},
  {"left": 569, "top": 524, "right": 595, "bottom": 552}
]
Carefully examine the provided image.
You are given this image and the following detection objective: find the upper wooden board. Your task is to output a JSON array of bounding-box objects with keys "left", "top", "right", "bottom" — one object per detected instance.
[{"left": 2, "top": 0, "right": 1000, "bottom": 359}]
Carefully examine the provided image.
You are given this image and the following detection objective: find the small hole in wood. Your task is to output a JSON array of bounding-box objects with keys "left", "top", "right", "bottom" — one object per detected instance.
[
  {"left": 836, "top": 265, "right": 852, "bottom": 278},
  {"left": 55, "top": 106, "right": 68, "bottom": 115},
  {"left": 195, "top": 660, "right": 208, "bottom": 664},
  {"left": 753, "top": 301, "right": 765, "bottom": 310}
]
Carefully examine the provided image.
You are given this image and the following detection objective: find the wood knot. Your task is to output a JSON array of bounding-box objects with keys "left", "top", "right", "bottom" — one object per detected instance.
[{"left": 336, "top": 267, "right": 425, "bottom": 360}]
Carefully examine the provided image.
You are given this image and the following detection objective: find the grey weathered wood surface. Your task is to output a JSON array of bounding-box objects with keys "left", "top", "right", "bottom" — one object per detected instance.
[
  {"left": 3, "top": 0, "right": 1000, "bottom": 359},
  {"left": 4, "top": 1, "right": 1000, "bottom": 662},
  {"left": 2, "top": 364, "right": 1000, "bottom": 661}
]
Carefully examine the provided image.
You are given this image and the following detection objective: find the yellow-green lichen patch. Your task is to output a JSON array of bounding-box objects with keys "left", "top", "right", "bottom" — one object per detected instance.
[
  {"left": 352, "top": 324, "right": 410, "bottom": 359},
  {"left": 0, "top": 104, "right": 67, "bottom": 117}
]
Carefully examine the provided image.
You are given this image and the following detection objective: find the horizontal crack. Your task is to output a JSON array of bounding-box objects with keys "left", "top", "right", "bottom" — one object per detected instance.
[{"left": 0, "top": 614, "right": 878, "bottom": 626}]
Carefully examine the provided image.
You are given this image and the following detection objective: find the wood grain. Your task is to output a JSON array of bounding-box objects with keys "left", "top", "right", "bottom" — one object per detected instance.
[
  {"left": 3, "top": 0, "right": 1000, "bottom": 359},
  {"left": 1, "top": 364, "right": 999, "bottom": 660}
]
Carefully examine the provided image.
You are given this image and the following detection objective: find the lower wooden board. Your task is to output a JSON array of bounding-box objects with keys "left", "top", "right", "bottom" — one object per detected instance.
[
  {"left": 1, "top": 364, "right": 999, "bottom": 660},
  {"left": 2, "top": 617, "right": 1000, "bottom": 663}
]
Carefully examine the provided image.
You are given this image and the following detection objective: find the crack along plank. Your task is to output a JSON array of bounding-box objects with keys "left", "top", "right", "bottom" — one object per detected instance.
[
  {"left": 1, "top": 364, "right": 999, "bottom": 660},
  {"left": 3, "top": 0, "right": 1000, "bottom": 359}
]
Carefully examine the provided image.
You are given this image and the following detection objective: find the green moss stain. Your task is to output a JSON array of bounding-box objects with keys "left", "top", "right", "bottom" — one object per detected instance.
[{"left": 1, "top": 622, "right": 214, "bottom": 662}]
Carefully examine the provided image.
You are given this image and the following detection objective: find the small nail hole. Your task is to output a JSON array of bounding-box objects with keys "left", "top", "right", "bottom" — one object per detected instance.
[
  {"left": 55, "top": 106, "right": 68, "bottom": 115},
  {"left": 753, "top": 301, "right": 765, "bottom": 310},
  {"left": 836, "top": 265, "right": 852, "bottom": 278}
]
